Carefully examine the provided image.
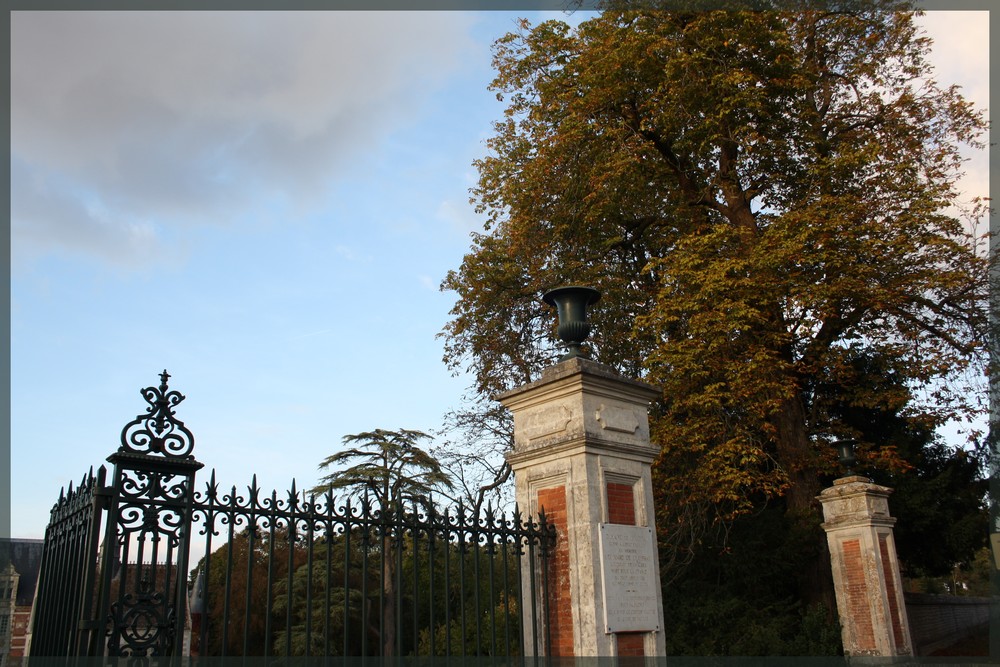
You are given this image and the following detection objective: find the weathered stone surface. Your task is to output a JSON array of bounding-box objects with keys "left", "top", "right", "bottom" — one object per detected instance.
[
  {"left": 500, "top": 357, "right": 666, "bottom": 657},
  {"left": 818, "top": 477, "right": 913, "bottom": 657}
]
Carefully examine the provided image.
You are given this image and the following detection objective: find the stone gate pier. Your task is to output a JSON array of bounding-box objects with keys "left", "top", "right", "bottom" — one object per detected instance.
[
  {"left": 500, "top": 356, "right": 666, "bottom": 658},
  {"left": 819, "top": 473, "right": 914, "bottom": 657}
]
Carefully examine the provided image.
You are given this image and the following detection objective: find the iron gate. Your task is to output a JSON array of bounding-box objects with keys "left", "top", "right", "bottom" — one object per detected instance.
[{"left": 30, "top": 372, "right": 555, "bottom": 660}]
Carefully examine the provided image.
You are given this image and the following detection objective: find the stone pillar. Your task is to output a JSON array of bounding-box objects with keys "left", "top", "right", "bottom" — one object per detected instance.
[
  {"left": 818, "top": 475, "right": 914, "bottom": 657},
  {"left": 499, "top": 357, "right": 666, "bottom": 658}
]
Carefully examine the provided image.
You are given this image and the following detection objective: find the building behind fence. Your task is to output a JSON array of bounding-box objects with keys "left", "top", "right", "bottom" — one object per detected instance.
[{"left": 28, "top": 372, "right": 554, "bottom": 659}]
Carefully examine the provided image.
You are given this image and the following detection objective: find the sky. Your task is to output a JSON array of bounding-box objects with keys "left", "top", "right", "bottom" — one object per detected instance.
[{"left": 8, "top": 10, "right": 990, "bottom": 541}]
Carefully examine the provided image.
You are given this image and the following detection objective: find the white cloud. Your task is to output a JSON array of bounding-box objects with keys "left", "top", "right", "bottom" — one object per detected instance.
[
  {"left": 916, "top": 11, "right": 989, "bottom": 115},
  {"left": 418, "top": 274, "right": 438, "bottom": 291},
  {"left": 11, "top": 11, "right": 476, "bottom": 267},
  {"left": 914, "top": 11, "right": 990, "bottom": 229}
]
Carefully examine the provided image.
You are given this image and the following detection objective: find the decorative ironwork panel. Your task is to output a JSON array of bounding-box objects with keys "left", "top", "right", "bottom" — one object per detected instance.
[{"left": 95, "top": 371, "right": 203, "bottom": 658}]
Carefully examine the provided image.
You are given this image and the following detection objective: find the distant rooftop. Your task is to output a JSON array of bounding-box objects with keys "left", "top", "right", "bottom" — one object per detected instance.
[{"left": 2, "top": 538, "right": 44, "bottom": 606}]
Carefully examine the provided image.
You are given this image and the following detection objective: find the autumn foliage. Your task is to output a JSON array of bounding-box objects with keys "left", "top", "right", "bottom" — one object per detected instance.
[{"left": 442, "top": 2, "right": 988, "bottom": 596}]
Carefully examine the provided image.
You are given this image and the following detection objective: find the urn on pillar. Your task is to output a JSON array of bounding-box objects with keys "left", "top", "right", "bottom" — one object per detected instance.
[{"left": 543, "top": 286, "right": 601, "bottom": 361}]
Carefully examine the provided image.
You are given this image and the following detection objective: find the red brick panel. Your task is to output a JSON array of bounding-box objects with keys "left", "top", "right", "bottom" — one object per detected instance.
[
  {"left": 879, "top": 535, "right": 907, "bottom": 650},
  {"left": 9, "top": 606, "right": 32, "bottom": 657},
  {"left": 617, "top": 631, "right": 645, "bottom": 656},
  {"left": 538, "top": 486, "right": 574, "bottom": 657},
  {"left": 842, "top": 539, "right": 876, "bottom": 651},
  {"left": 607, "top": 482, "right": 637, "bottom": 525}
]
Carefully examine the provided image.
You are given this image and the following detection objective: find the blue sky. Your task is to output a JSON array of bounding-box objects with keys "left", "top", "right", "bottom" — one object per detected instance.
[{"left": 9, "top": 10, "right": 989, "bottom": 540}]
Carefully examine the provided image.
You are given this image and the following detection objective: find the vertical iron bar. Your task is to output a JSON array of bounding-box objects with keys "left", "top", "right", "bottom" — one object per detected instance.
[
  {"left": 264, "top": 490, "right": 278, "bottom": 658},
  {"left": 305, "top": 508, "right": 316, "bottom": 657},
  {"left": 63, "top": 492, "right": 85, "bottom": 658},
  {"left": 458, "top": 509, "right": 466, "bottom": 657},
  {"left": 115, "top": 528, "right": 133, "bottom": 656},
  {"left": 378, "top": 501, "right": 384, "bottom": 664},
  {"left": 427, "top": 505, "right": 436, "bottom": 658},
  {"left": 361, "top": 491, "right": 370, "bottom": 658},
  {"left": 395, "top": 499, "right": 403, "bottom": 661},
  {"left": 411, "top": 499, "right": 418, "bottom": 657},
  {"left": 527, "top": 535, "right": 539, "bottom": 662},
  {"left": 172, "top": 468, "right": 199, "bottom": 661},
  {"left": 443, "top": 514, "right": 451, "bottom": 657},
  {"left": 501, "top": 527, "right": 511, "bottom": 657},
  {"left": 201, "top": 491, "right": 217, "bottom": 658},
  {"left": 243, "top": 509, "right": 257, "bottom": 657},
  {"left": 343, "top": 498, "right": 352, "bottom": 657},
  {"left": 80, "top": 467, "right": 109, "bottom": 657},
  {"left": 486, "top": 507, "right": 497, "bottom": 657},
  {"left": 540, "top": 514, "right": 553, "bottom": 663},
  {"left": 285, "top": 487, "right": 297, "bottom": 658},
  {"left": 474, "top": 529, "right": 481, "bottom": 657},
  {"left": 221, "top": 494, "right": 237, "bottom": 657},
  {"left": 325, "top": 514, "right": 333, "bottom": 661},
  {"left": 489, "top": 531, "right": 497, "bottom": 657}
]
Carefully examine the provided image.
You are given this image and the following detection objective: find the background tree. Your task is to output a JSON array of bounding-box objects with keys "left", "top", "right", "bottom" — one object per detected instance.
[
  {"left": 441, "top": 1, "right": 988, "bottom": 638},
  {"left": 270, "top": 535, "right": 376, "bottom": 656},
  {"left": 189, "top": 527, "right": 306, "bottom": 656},
  {"left": 311, "top": 428, "right": 453, "bottom": 656},
  {"left": 434, "top": 399, "right": 515, "bottom": 514}
]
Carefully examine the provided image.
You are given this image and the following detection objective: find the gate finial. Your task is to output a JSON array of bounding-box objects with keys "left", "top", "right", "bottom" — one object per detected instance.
[{"left": 118, "top": 370, "right": 195, "bottom": 458}]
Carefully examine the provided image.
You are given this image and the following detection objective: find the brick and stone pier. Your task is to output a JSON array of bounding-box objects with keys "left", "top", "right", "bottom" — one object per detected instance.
[
  {"left": 500, "top": 356, "right": 666, "bottom": 658},
  {"left": 818, "top": 475, "right": 914, "bottom": 657}
]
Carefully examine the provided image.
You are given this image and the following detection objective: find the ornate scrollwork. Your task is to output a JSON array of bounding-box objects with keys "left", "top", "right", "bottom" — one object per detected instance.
[
  {"left": 119, "top": 370, "right": 195, "bottom": 458},
  {"left": 108, "top": 572, "right": 174, "bottom": 656}
]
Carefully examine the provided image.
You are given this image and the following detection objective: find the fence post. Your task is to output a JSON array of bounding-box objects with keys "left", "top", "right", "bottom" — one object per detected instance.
[
  {"left": 93, "top": 370, "right": 204, "bottom": 658},
  {"left": 818, "top": 472, "right": 914, "bottom": 657},
  {"left": 500, "top": 356, "right": 666, "bottom": 658}
]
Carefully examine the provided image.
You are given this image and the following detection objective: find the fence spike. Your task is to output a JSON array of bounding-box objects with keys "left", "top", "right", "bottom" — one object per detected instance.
[{"left": 207, "top": 469, "right": 219, "bottom": 500}]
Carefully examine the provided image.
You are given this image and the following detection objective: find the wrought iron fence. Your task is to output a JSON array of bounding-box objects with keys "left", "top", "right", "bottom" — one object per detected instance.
[
  {"left": 29, "top": 372, "right": 555, "bottom": 660},
  {"left": 191, "top": 479, "right": 553, "bottom": 659}
]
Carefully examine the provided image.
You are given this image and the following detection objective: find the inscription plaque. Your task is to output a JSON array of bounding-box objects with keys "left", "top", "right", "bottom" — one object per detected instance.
[{"left": 599, "top": 523, "right": 660, "bottom": 633}]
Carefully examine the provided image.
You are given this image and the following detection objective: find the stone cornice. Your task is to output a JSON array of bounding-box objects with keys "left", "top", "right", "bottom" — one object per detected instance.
[{"left": 497, "top": 358, "right": 660, "bottom": 410}]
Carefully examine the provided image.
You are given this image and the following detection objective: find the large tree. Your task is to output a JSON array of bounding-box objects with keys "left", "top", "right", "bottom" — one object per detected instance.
[
  {"left": 442, "top": 2, "right": 988, "bottom": 601},
  {"left": 311, "top": 428, "right": 453, "bottom": 656}
]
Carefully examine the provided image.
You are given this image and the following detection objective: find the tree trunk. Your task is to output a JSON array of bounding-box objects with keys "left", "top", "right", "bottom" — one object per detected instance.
[
  {"left": 773, "top": 394, "right": 819, "bottom": 514},
  {"left": 773, "top": 394, "right": 837, "bottom": 613},
  {"left": 382, "top": 536, "right": 395, "bottom": 657}
]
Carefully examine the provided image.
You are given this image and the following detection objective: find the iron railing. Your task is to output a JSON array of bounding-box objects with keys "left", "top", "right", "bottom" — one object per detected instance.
[
  {"left": 191, "top": 479, "right": 553, "bottom": 658},
  {"left": 30, "top": 468, "right": 106, "bottom": 657},
  {"left": 29, "top": 372, "right": 555, "bottom": 660}
]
